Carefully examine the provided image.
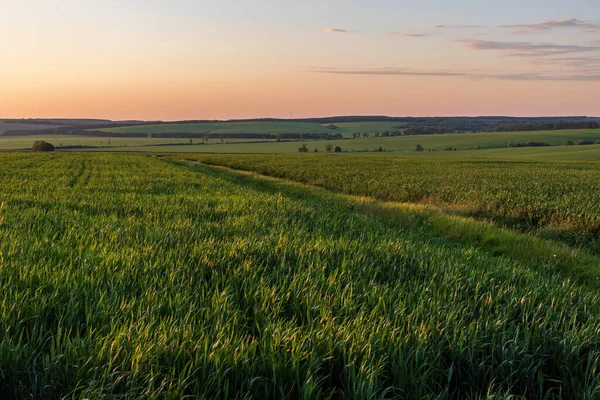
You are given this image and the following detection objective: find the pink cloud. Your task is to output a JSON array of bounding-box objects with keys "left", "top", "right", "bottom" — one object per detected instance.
[
  {"left": 387, "top": 32, "right": 431, "bottom": 38},
  {"left": 456, "top": 39, "right": 600, "bottom": 57},
  {"left": 500, "top": 18, "right": 600, "bottom": 33},
  {"left": 324, "top": 28, "right": 349, "bottom": 34},
  {"left": 311, "top": 66, "right": 600, "bottom": 81},
  {"left": 431, "top": 24, "right": 486, "bottom": 29}
]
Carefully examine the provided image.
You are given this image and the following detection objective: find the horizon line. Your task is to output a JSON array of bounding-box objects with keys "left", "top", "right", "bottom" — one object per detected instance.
[{"left": 3, "top": 115, "right": 599, "bottom": 123}]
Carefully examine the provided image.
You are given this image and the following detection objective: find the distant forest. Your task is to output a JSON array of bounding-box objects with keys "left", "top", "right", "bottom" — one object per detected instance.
[{"left": 403, "top": 121, "right": 600, "bottom": 136}]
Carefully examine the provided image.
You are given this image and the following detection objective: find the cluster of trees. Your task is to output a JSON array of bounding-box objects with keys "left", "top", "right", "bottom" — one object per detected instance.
[
  {"left": 380, "top": 130, "right": 404, "bottom": 137},
  {"left": 507, "top": 141, "right": 549, "bottom": 148},
  {"left": 31, "top": 141, "right": 55, "bottom": 152},
  {"left": 413, "top": 144, "right": 485, "bottom": 152},
  {"left": 506, "top": 139, "right": 600, "bottom": 148},
  {"left": 298, "top": 144, "right": 342, "bottom": 153},
  {"left": 493, "top": 121, "right": 599, "bottom": 132},
  {"left": 351, "top": 131, "right": 404, "bottom": 139},
  {"left": 403, "top": 127, "right": 454, "bottom": 135},
  {"left": 352, "top": 127, "right": 456, "bottom": 137},
  {"left": 562, "top": 140, "right": 600, "bottom": 146}
]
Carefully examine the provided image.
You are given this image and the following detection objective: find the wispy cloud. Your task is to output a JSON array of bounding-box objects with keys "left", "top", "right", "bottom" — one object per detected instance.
[
  {"left": 456, "top": 39, "right": 600, "bottom": 57},
  {"left": 500, "top": 18, "right": 600, "bottom": 33},
  {"left": 314, "top": 67, "right": 472, "bottom": 77},
  {"left": 311, "top": 67, "right": 600, "bottom": 81},
  {"left": 431, "top": 24, "right": 486, "bottom": 29},
  {"left": 324, "top": 28, "right": 349, "bottom": 34},
  {"left": 387, "top": 32, "right": 431, "bottom": 38},
  {"left": 430, "top": 18, "right": 600, "bottom": 35},
  {"left": 529, "top": 56, "right": 600, "bottom": 74}
]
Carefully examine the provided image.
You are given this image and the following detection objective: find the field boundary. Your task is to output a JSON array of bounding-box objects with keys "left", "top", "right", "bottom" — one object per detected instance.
[{"left": 171, "top": 158, "right": 600, "bottom": 288}]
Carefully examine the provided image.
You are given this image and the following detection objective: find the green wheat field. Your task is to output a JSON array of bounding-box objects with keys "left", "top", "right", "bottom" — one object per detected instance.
[{"left": 1, "top": 152, "right": 600, "bottom": 398}]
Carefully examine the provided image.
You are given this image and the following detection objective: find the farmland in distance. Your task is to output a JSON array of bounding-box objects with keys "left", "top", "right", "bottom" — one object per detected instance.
[
  {"left": 75, "top": 128, "right": 600, "bottom": 160},
  {"left": 92, "top": 121, "right": 407, "bottom": 137}
]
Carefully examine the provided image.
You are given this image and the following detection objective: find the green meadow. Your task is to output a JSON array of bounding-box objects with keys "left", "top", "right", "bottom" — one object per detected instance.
[
  {"left": 2, "top": 128, "right": 599, "bottom": 161},
  {"left": 2, "top": 152, "right": 600, "bottom": 399},
  {"left": 93, "top": 121, "right": 406, "bottom": 137},
  {"left": 76, "top": 128, "right": 600, "bottom": 161}
]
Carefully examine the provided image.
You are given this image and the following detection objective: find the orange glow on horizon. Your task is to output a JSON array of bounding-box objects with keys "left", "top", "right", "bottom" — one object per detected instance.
[
  {"left": 1, "top": 72, "right": 598, "bottom": 120},
  {"left": 1, "top": 1, "right": 598, "bottom": 120}
]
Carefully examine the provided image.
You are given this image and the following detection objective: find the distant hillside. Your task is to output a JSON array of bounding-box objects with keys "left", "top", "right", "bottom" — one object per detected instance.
[
  {"left": 2, "top": 118, "right": 113, "bottom": 126},
  {"left": 0, "top": 122, "right": 66, "bottom": 135},
  {"left": 2, "top": 116, "right": 598, "bottom": 138}
]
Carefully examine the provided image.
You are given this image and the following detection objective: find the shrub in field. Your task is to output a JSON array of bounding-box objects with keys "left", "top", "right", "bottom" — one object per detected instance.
[
  {"left": 314, "top": 148, "right": 318, "bottom": 152},
  {"left": 596, "top": 140, "right": 600, "bottom": 144},
  {"left": 508, "top": 141, "right": 549, "bottom": 148},
  {"left": 474, "top": 145, "right": 480, "bottom": 150},
  {"left": 578, "top": 140, "right": 594, "bottom": 145},
  {"left": 325, "top": 144, "right": 333, "bottom": 152},
  {"left": 334, "top": 146, "right": 342, "bottom": 152},
  {"left": 414, "top": 144, "right": 424, "bottom": 152},
  {"left": 525, "top": 141, "right": 546, "bottom": 147},
  {"left": 32, "top": 141, "right": 55, "bottom": 152},
  {"left": 562, "top": 140, "right": 574, "bottom": 146},
  {"left": 298, "top": 144, "right": 308, "bottom": 152},
  {"left": 445, "top": 146, "right": 453, "bottom": 151}
]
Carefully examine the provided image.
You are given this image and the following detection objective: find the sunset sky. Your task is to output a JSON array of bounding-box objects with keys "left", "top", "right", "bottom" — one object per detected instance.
[{"left": 1, "top": 0, "right": 599, "bottom": 120}]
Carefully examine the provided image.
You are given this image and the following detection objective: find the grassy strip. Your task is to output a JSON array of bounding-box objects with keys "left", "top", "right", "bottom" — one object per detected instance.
[
  {"left": 177, "top": 159, "right": 600, "bottom": 288},
  {"left": 178, "top": 154, "right": 600, "bottom": 255}
]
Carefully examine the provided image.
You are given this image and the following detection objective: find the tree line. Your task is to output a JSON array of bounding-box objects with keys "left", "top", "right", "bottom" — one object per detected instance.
[
  {"left": 489, "top": 121, "right": 599, "bottom": 132},
  {"left": 151, "top": 132, "right": 344, "bottom": 140}
]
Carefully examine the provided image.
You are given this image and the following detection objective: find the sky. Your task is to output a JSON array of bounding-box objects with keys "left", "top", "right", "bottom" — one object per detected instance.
[{"left": 0, "top": 0, "right": 599, "bottom": 120}]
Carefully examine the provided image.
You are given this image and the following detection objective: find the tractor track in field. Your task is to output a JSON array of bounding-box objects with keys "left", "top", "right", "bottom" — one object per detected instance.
[
  {"left": 67, "top": 158, "right": 87, "bottom": 188},
  {"left": 171, "top": 158, "right": 600, "bottom": 289}
]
